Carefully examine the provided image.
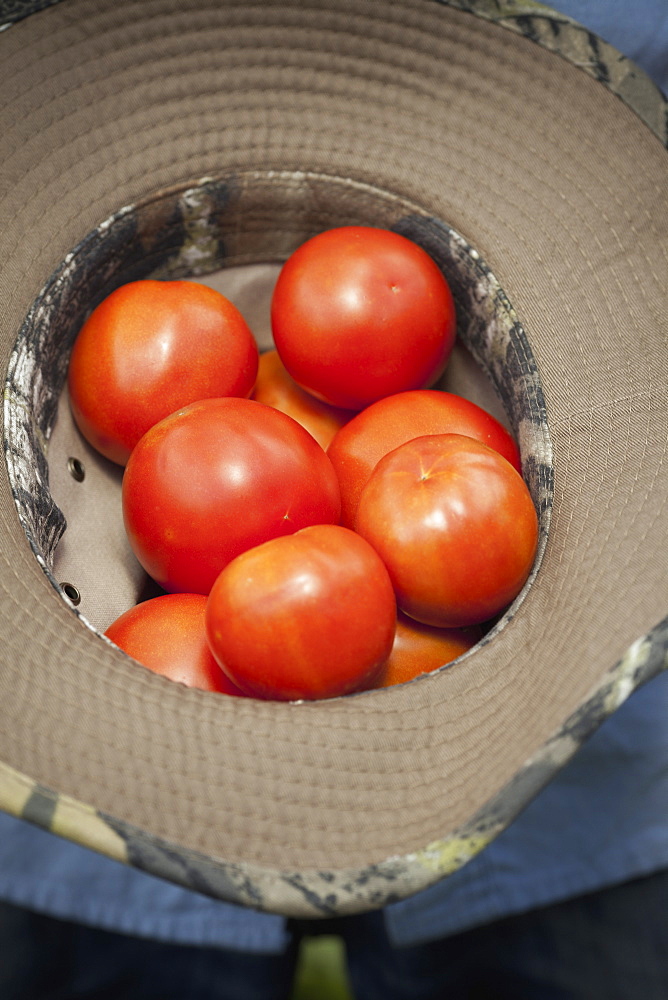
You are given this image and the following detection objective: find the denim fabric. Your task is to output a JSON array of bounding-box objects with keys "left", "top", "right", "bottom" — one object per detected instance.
[
  {"left": 0, "top": 901, "right": 299, "bottom": 1000},
  {"left": 342, "top": 871, "right": 668, "bottom": 1000}
]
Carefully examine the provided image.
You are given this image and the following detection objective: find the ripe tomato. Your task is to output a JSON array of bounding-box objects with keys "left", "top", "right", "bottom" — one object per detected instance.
[
  {"left": 68, "top": 279, "right": 259, "bottom": 465},
  {"left": 271, "top": 226, "right": 456, "bottom": 410},
  {"left": 122, "top": 397, "right": 341, "bottom": 595},
  {"left": 355, "top": 434, "right": 538, "bottom": 628},
  {"left": 367, "top": 613, "right": 482, "bottom": 689},
  {"left": 327, "top": 389, "right": 521, "bottom": 527},
  {"left": 205, "top": 524, "right": 396, "bottom": 701},
  {"left": 104, "top": 593, "right": 245, "bottom": 695},
  {"left": 251, "top": 349, "right": 354, "bottom": 450}
]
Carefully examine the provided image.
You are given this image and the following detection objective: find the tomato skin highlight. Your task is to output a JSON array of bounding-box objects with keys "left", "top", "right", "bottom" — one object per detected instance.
[
  {"left": 251, "top": 349, "right": 354, "bottom": 450},
  {"left": 355, "top": 434, "right": 538, "bottom": 628},
  {"left": 271, "top": 227, "right": 456, "bottom": 410},
  {"left": 68, "top": 280, "right": 259, "bottom": 465},
  {"left": 327, "top": 389, "right": 522, "bottom": 528},
  {"left": 122, "top": 397, "right": 342, "bottom": 596},
  {"left": 104, "top": 593, "right": 245, "bottom": 695},
  {"left": 205, "top": 524, "right": 397, "bottom": 701}
]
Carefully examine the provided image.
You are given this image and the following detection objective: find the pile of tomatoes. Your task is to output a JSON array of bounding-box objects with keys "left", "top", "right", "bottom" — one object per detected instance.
[{"left": 68, "top": 226, "right": 538, "bottom": 701}]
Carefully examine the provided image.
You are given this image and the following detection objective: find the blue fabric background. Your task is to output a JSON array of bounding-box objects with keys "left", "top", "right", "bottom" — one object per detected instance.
[{"left": 553, "top": 0, "right": 668, "bottom": 95}]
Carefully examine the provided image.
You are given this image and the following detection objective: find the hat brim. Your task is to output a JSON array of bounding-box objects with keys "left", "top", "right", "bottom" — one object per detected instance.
[{"left": 0, "top": 0, "right": 666, "bottom": 917}]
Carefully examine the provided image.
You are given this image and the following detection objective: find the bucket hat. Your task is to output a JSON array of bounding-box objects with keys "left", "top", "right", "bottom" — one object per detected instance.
[{"left": 0, "top": 0, "right": 666, "bottom": 918}]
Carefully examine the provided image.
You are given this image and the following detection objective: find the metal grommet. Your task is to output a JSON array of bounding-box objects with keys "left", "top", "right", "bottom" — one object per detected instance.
[
  {"left": 67, "top": 457, "right": 85, "bottom": 482},
  {"left": 61, "top": 582, "right": 81, "bottom": 606}
]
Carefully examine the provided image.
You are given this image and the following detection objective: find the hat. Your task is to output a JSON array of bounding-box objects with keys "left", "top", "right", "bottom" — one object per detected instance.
[{"left": 0, "top": 0, "right": 666, "bottom": 918}]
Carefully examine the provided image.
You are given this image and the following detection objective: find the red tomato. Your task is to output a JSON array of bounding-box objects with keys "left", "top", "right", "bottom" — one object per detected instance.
[
  {"left": 355, "top": 434, "right": 538, "bottom": 628},
  {"left": 271, "top": 227, "right": 456, "bottom": 410},
  {"left": 205, "top": 524, "right": 396, "bottom": 701},
  {"left": 122, "top": 397, "right": 341, "bottom": 595},
  {"left": 252, "top": 349, "right": 354, "bottom": 450},
  {"left": 68, "top": 280, "right": 259, "bottom": 465},
  {"left": 367, "top": 613, "right": 482, "bottom": 689},
  {"left": 104, "top": 594, "right": 245, "bottom": 695},
  {"left": 327, "top": 389, "right": 521, "bottom": 528}
]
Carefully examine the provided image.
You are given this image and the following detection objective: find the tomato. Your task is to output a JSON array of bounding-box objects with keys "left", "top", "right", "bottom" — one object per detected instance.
[
  {"left": 251, "top": 349, "right": 354, "bottom": 450},
  {"left": 355, "top": 434, "right": 538, "bottom": 628},
  {"left": 271, "top": 226, "right": 456, "bottom": 410},
  {"left": 122, "top": 397, "right": 341, "bottom": 595},
  {"left": 68, "top": 279, "right": 259, "bottom": 465},
  {"left": 205, "top": 524, "right": 396, "bottom": 701},
  {"left": 104, "top": 593, "right": 245, "bottom": 695},
  {"left": 367, "top": 613, "right": 482, "bottom": 689},
  {"left": 327, "top": 389, "right": 521, "bottom": 527}
]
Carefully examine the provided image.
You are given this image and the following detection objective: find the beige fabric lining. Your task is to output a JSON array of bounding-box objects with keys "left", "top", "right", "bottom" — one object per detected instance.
[{"left": 0, "top": 0, "right": 665, "bottom": 870}]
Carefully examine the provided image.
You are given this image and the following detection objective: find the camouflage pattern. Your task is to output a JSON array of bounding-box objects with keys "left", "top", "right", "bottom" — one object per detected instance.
[
  {"left": 0, "top": 0, "right": 60, "bottom": 27},
  {"left": 1, "top": 0, "right": 666, "bottom": 917},
  {"left": 443, "top": 1, "right": 668, "bottom": 146}
]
